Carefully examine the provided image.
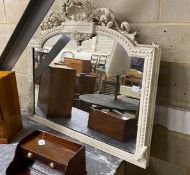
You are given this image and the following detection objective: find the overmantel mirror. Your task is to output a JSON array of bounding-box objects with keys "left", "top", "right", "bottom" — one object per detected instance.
[{"left": 28, "top": 0, "right": 161, "bottom": 168}]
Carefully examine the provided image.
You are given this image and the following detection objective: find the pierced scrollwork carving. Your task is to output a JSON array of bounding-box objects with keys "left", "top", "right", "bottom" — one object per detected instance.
[
  {"left": 40, "top": 0, "right": 96, "bottom": 43},
  {"left": 41, "top": 0, "right": 95, "bottom": 31},
  {"left": 40, "top": 0, "right": 136, "bottom": 40}
]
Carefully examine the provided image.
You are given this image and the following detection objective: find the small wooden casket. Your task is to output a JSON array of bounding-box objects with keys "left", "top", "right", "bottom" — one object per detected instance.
[
  {"left": 6, "top": 130, "right": 87, "bottom": 175},
  {"left": 88, "top": 107, "right": 137, "bottom": 142}
]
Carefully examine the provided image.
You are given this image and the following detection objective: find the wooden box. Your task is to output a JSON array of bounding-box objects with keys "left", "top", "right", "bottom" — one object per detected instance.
[
  {"left": 0, "top": 71, "right": 22, "bottom": 144},
  {"left": 38, "top": 65, "right": 76, "bottom": 118},
  {"left": 6, "top": 130, "right": 87, "bottom": 175},
  {"left": 64, "top": 58, "right": 91, "bottom": 74},
  {"left": 88, "top": 108, "right": 137, "bottom": 142}
]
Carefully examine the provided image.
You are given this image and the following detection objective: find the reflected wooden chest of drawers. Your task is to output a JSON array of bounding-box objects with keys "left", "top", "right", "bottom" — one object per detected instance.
[
  {"left": 0, "top": 71, "right": 22, "bottom": 143},
  {"left": 6, "top": 130, "right": 87, "bottom": 175},
  {"left": 75, "top": 75, "right": 97, "bottom": 95},
  {"left": 38, "top": 65, "right": 76, "bottom": 118},
  {"left": 64, "top": 58, "right": 91, "bottom": 74},
  {"left": 74, "top": 75, "right": 97, "bottom": 112}
]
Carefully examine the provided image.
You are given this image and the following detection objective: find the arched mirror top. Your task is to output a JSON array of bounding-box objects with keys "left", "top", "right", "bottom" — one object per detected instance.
[{"left": 30, "top": 0, "right": 159, "bottom": 58}]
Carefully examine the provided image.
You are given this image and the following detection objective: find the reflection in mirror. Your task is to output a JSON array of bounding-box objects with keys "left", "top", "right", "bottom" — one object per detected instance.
[{"left": 33, "top": 34, "right": 144, "bottom": 154}]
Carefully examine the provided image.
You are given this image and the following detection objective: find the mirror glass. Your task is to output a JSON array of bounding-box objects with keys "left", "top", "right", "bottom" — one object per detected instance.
[{"left": 33, "top": 34, "right": 144, "bottom": 153}]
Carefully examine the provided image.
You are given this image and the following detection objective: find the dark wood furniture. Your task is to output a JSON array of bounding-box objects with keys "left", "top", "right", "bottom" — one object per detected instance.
[
  {"left": 88, "top": 108, "right": 137, "bottom": 142},
  {"left": 38, "top": 65, "right": 76, "bottom": 118},
  {"left": 75, "top": 75, "right": 97, "bottom": 95},
  {"left": 64, "top": 57, "right": 91, "bottom": 74},
  {"left": 80, "top": 94, "right": 139, "bottom": 140},
  {"left": 0, "top": 71, "right": 22, "bottom": 144},
  {"left": 6, "top": 130, "right": 86, "bottom": 175},
  {"left": 101, "top": 80, "right": 117, "bottom": 95},
  {"left": 74, "top": 74, "right": 97, "bottom": 112}
]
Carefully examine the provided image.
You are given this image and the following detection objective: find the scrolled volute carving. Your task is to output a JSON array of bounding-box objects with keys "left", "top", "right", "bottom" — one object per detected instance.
[
  {"left": 94, "top": 8, "right": 129, "bottom": 32},
  {"left": 135, "top": 146, "right": 149, "bottom": 161}
]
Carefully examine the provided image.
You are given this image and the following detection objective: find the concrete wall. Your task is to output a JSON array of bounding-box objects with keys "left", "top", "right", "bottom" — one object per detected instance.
[
  {"left": 0, "top": 0, "right": 29, "bottom": 109},
  {"left": 0, "top": 0, "right": 190, "bottom": 174},
  {"left": 125, "top": 125, "right": 190, "bottom": 175}
]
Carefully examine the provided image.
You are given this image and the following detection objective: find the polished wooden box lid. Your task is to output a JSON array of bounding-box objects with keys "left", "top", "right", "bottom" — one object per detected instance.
[{"left": 6, "top": 130, "right": 86, "bottom": 175}]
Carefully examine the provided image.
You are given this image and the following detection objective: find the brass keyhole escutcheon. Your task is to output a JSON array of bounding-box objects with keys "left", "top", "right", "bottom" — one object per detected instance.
[
  {"left": 49, "top": 162, "right": 56, "bottom": 169},
  {"left": 27, "top": 152, "right": 33, "bottom": 159}
]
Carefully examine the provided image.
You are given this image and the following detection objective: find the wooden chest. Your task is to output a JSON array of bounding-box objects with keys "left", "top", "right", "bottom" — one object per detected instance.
[
  {"left": 0, "top": 71, "right": 23, "bottom": 143},
  {"left": 6, "top": 130, "right": 87, "bottom": 175},
  {"left": 64, "top": 58, "right": 91, "bottom": 74},
  {"left": 88, "top": 108, "right": 137, "bottom": 142},
  {"left": 38, "top": 65, "right": 76, "bottom": 118}
]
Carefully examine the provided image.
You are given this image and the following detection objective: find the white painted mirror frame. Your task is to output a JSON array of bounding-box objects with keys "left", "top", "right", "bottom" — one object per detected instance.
[{"left": 27, "top": 1, "right": 161, "bottom": 168}]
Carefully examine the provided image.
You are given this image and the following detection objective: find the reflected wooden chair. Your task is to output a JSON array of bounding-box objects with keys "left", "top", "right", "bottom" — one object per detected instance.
[
  {"left": 90, "top": 54, "right": 99, "bottom": 72},
  {"left": 101, "top": 80, "right": 117, "bottom": 95},
  {"left": 95, "top": 55, "right": 108, "bottom": 91},
  {"left": 97, "top": 55, "right": 107, "bottom": 69}
]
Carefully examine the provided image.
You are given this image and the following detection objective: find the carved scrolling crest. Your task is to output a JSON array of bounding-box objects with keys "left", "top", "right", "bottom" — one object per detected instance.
[{"left": 40, "top": 0, "right": 136, "bottom": 42}]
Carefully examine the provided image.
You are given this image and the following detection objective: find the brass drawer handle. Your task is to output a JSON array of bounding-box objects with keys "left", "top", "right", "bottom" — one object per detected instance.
[
  {"left": 26, "top": 152, "right": 55, "bottom": 169},
  {"left": 27, "top": 152, "right": 33, "bottom": 159},
  {"left": 49, "top": 162, "right": 56, "bottom": 169},
  {"left": 49, "top": 162, "right": 55, "bottom": 169}
]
